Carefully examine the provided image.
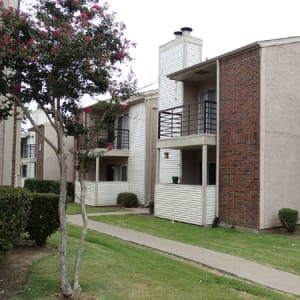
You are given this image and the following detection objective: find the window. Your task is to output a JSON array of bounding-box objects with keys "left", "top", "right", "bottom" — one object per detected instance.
[
  {"left": 108, "top": 164, "right": 128, "bottom": 181},
  {"left": 21, "top": 165, "right": 27, "bottom": 177}
]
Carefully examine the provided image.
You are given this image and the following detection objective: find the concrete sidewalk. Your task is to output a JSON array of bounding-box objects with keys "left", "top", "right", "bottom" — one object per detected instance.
[{"left": 68, "top": 213, "right": 300, "bottom": 297}]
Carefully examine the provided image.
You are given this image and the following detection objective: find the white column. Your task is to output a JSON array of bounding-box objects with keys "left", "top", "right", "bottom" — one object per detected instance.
[
  {"left": 95, "top": 156, "right": 99, "bottom": 205},
  {"left": 156, "top": 149, "right": 160, "bottom": 184},
  {"left": 202, "top": 144, "right": 207, "bottom": 226},
  {"left": 216, "top": 59, "right": 220, "bottom": 218}
]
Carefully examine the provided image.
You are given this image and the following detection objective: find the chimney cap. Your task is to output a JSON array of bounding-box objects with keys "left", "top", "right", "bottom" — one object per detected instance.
[
  {"left": 174, "top": 31, "right": 182, "bottom": 37},
  {"left": 181, "top": 27, "right": 193, "bottom": 33}
]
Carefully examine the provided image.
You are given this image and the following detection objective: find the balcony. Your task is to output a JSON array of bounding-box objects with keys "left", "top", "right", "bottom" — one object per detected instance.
[
  {"left": 158, "top": 101, "right": 216, "bottom": 139},
  {"left": 78, "top": 128, "right": 129, "bottom": 151},
  {"left": 21, "top": 144, "right": 36, "bottom": 159},
  {"left": 97, "top": 128, "right": 129, "bottom": 150}
]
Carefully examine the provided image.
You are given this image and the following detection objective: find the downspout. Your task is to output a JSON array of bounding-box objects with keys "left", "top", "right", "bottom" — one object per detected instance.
[{"left": 216, "top": 59, "right": 220, "bottom": 218}]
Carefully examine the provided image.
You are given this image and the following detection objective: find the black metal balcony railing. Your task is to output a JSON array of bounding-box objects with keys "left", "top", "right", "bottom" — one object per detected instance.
[
  {"left": 97, "top": 128, "right": 129, "bottom": 150},
  {"left": 158, "top": 101, "right": 216, "bottom": 139},
  {"left": 21, "top": 144, "right": 36, "bottom": 158}
]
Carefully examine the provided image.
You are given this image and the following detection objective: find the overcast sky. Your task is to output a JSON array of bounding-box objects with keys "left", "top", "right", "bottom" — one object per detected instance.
[{"left": 107, "top": 0, "right": 300, "bottom": 91}]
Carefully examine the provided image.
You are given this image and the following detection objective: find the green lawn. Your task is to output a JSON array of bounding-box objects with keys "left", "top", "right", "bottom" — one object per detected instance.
[
  {"left": 66, "top": 203, "right": 127, "bottom": 215},
  {"left": 89, "top": 214, "right": 300, "bottom": 276},
  {"left": 14, "top": 225, "right": 297, "bottom": 300}
]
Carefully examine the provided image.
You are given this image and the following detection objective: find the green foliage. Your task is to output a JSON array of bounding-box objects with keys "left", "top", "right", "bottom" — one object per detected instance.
[
  {"left": 90, "top": 214, "right": 300, "bottom": 276},
  {"left": 278, "top": 208, "right": 299, "bottom": 233},
  {"left": 148, "top": 201, "right": 154, "bottom": 214},
  {"left": 0, "top": 0, "right": 136, "bottom": 136},
  {"left": 24, "top": 179, "right": 74, "bottom": 201},
  {"left": 0, "top": 187, "right": 31, "bottom": 254},
  {"left": 18, "top": 225, "right": 295, "bottom": 300},
  {"left": 26, "top": 193, "right": 60, "bottom": 246},
  {"left": 117, "top": 192, "right": 139, "bottom": 208},
  {"left": 24, "top": 178, "right": 60, "bottom": 194},
  {"left": 66, "top": 182, "right": 74, "bottom": 202}
]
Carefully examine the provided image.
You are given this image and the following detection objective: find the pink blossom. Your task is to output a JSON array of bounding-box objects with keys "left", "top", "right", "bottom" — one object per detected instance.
[
  {"left": 86, "top": 35, "right": 92, "bottom": 41},
  {"left": 54, "top": 29, "right": 61, "bottom": 36},
  {"left": 107, "top": 144, "right": 113, "bottom": 151},
  {"left": 84, "top": 107, "right": 92, "bottom": 113},
  {"left": 3, "top": 11, "right": 11, "bottom": 17},
  {"left": 116, "top": 53, "right": 124, "bottom": 60},
  {"left": 92, "top": 4, "right": 100, "bottom": 10},
  {"left": 27, "top": 39, "right": 34, "bottom": 46},
  {"left": 13, "top": 85, "right": 21, "bottom": 93},
  {"left": 45, "top": 25, "right": 51, "bottom": 31},
  {"left": 80, "top": 12, "right": 88, "bottom": 19},
  {"left": 73, "top": 0, "right": 79, "bottom": 5},
  {"left": 3, "top": 35, "right": 9, "bottom": 46},
  {"left": 8, "top": 48, "right": 15, "bottom": 55},
  {"left": 53, "top": 16, "right": 58, "bottom": 21}
]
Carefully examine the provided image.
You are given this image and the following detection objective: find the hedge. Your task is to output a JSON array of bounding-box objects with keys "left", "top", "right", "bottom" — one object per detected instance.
[
  {"left": 0, "top": 187, "right": 31, "bottom": 254},
  {"left": 117, "top": 192, "right": 139, "bottom": 208},
  {"left": 24, "top": 178, "right": 60, "bottom": 194},
  {"left": 26, "top": 193, "right": 60, "bottom": 246},
  {"left": 24, "top": 178, "right": 74, "bottom": 201},
  {"left": 278, "top": 208, "right": 299, "bottom": 233}
]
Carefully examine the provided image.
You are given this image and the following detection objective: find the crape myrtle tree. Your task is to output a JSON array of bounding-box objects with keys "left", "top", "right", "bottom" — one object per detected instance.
[{"left": 0, "top": 0, "right": 136, "bottom": 296}]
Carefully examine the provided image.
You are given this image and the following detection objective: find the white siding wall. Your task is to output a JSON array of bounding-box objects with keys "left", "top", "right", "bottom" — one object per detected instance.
[
  {"left": 207, "top": 186, "right": 216, "bottom": 224},
  {"left": 158, "top": 36, "right": 202, "bottom": 184},
  {"left": 155, "top": 184, "right": 216, "bottom": 225},
  {"left": 75, "top": 181, "right": 129, "bottom": 206},
  {"left": 128, "top": 102, "right": 146, "bottom": 203},
  {"left": 186, "top": 43, "right": 203, "bottom": 68}
]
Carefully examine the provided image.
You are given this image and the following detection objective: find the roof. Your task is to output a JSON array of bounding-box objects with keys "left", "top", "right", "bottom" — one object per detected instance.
[
  {"left": 85, "top": 89, "right": 158, "bottom": 110},
  {"left": 168, "top": 36, "right": 300, "bottom": 81}
]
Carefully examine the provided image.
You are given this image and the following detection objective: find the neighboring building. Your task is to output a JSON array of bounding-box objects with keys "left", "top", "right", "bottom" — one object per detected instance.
[
  {"left": 155, "top": 28, "right": 300, "bottom": 229},
  {"left": 0, "top": 108, "right": 22, "bottom": 187},
  {"left": 75, "top": 90, "right": 158, "bottom": 206},
  {"left": 20, "top": 110, "right": 74, "bottom": 185},
  {"left": 0, "top": 0, "right": 21, "bottom": 187}
]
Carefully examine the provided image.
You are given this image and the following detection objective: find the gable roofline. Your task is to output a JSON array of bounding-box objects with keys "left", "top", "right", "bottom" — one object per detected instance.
[{"left": 168, "top": 36, "right": 300, "bottom": 80}]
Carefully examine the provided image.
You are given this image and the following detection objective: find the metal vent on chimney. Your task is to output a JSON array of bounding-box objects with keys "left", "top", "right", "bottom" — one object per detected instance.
[{"left": 181, "top": 27, "right": 193, "bottom": 36}]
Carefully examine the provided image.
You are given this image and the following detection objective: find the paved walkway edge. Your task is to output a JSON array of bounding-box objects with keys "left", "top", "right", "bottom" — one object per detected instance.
[{"left": 68, "top": 214, "right": 300, "bottom": 296}]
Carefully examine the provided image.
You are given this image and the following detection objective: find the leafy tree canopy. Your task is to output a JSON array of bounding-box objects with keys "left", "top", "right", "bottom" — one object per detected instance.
[{"left": 0, "top": 0, "right": 136, "bottom": 135}]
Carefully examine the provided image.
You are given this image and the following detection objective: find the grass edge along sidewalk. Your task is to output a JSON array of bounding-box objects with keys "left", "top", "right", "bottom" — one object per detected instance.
[
  {"left": 88, "top": 214, "right": 300, "bottom": 277},
  {"left": 15, "top": 224, "right": 297, "bottom": 300},
  {"left": 70, "top": 214, "right": 300, "bottom": 297}
]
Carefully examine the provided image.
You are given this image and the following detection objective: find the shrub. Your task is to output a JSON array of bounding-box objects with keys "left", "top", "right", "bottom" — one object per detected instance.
[
  {"left": 24, "top": 178, "right": 60, "bottom": 194},
  {"left": 24, "top": 179, "right": 74, "bottom": 202},
  {"left": 0, "top": 187, "right": 31, "bottom": 254},
  {"left": 67, "top": 182, "right": 75, "bottom": 202},
  {"left": 148, "top": 201, "right": 154, "bottom": 214},
  {"left": 117, "top": 192, "right": 139, "bottom": 208},
  {"left": 278, "top": 208, "right": 299, "bottom": 233},
  {"left": 26, "top": 193, "right": 60, "bottom": 246}
]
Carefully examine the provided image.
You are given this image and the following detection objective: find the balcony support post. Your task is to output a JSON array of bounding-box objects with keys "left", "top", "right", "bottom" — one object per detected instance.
[
  {"left": 202, "top": 144, "right": 207, "bottom": 226},
  {"left": 95, "top": 155, "right": 99, "bottom": 204},
  {"left": 156, "top": 148, "right": 160, "bottom": 184}
]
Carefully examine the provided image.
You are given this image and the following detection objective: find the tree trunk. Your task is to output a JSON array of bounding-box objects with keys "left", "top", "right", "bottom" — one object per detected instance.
[
  {"left": 58, "top": 138, "right": 73, "bottom": 297},
  {"left": 73, "top": 161, "right": 88, "bottom": 292}
]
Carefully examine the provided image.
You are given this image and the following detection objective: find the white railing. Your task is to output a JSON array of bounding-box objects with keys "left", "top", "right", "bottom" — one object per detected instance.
[
  {"left": 155, "top": 184, "right": 216, "bottom": 225},
  {"left": 75, "top": 181, "right": 129, "bottom": 206}
]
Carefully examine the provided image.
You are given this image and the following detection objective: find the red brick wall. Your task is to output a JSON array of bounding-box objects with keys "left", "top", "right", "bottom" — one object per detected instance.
[{"left": 219, "top": 47, "right": 260, "bottom": 229}]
